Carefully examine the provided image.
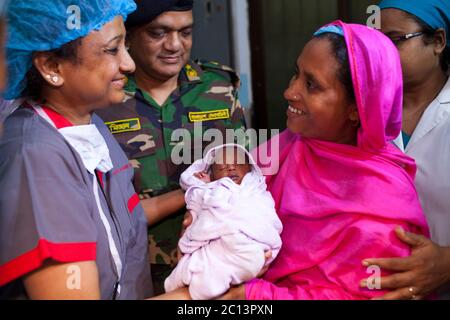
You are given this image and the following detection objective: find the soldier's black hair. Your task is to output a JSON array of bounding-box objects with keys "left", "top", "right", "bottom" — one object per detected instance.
[
  {"left": 313, "top": 32, "right": 355, "bottom": 103},
  {"left": 25, "top": 38, "right": 82, "bottom": 99}
]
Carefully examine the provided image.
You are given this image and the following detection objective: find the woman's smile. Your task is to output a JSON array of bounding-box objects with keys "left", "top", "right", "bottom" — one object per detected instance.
[{"left": 287, "top": 105, "right": 306, "bottom": 117}]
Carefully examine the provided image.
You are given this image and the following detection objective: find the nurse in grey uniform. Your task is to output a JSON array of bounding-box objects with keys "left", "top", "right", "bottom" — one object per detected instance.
[{"left": 0, "top": 0, "right": 153, "bottom": 300}]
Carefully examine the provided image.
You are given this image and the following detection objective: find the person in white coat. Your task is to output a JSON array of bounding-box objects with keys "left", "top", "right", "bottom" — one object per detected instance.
[{"left": 360, "top": 0, "right": 450, "bottom": 300}]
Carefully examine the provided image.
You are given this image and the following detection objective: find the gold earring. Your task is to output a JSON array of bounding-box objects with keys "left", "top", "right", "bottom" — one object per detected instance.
[{"left": 349, "top": 113, "right": 360, "bottom": 127}]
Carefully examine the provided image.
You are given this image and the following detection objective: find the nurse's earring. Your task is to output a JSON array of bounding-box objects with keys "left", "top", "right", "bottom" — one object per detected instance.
[
  {"left": 45, "top": 74, "right": 59, "bottom": 84},
  {"left": 46, "top": 75, "right": 58, "bottom": 83}
]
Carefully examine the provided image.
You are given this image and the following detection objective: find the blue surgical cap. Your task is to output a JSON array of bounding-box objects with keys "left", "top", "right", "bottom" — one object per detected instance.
[
  {"left": 0, "top": 0, "right": 8, "bottom": 17},
  {"left": 5, "top": 0, "right": 137, "bottom": 99},
  {"left": 314, "top": 25, "right": 345, "bottom": 37},
  {"left": 379, "top": 0, "right": 450, "bottom": 47}
]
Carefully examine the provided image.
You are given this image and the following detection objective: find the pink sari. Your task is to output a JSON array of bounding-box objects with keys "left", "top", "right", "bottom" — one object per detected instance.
[{"left": 247, "top": 21, "right": 429, "bottom": 300}]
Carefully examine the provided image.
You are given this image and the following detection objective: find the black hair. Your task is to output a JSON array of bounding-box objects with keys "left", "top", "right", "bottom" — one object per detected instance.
[
  {"left": 25, "top": 38, "right": 82, "bottom": 99},
  {"left": 409, "top": 14, "right": 450, "bottom": 73},
  {"left": 313, "top": 32, "right": 355, "bottom": 103}
]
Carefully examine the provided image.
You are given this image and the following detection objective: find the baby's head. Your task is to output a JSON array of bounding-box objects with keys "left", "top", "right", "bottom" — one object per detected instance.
[{"left": 209, "top": 146, "right": 252, "bottom": 185}]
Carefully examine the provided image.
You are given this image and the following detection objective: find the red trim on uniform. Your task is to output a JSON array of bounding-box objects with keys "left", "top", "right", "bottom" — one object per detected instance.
[
  {"left": 96, "top": 171, "right": 104, "bottom": 189},
  {"left": 21, "top": 102, "right": 73, "bottom": 129},
  {"left": 113, "top": 163, "right": 132, "bottom": 176},
  {"left": 41, "top": 106, "right": 73, "bottom": 129},
  {"left": 127, "top": 193, "right": 140, "bottom": 215},
  {"left": 0, "top": 239, "right": 96, "bottom": 287}
]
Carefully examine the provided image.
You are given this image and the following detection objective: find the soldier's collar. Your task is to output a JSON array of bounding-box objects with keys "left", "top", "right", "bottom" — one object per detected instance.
[
  {"left": 124, "top": 62, "right": 203, "bottom": 93},
  {"left": 179, "top": 61, "right": 203, "bottom": 85},
  {"left": 124, "top": 75, "right": 138, "bottom": 97}
]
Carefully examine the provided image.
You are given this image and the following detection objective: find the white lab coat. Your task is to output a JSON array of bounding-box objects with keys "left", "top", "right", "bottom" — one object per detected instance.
[
  {"left": 394, "top": 78, "right": 450, "bottom": 247},
  {"left": 394, "top": 78, "right": 450, "bottom": 299}
]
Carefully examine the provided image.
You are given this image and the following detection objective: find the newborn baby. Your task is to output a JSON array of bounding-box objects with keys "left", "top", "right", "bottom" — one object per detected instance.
[
  {"left": 164, "top": 144, "right": 283, "bottom": 300},
  {"left": 193, "top": 154, "right": 250, "bottom": 185}
]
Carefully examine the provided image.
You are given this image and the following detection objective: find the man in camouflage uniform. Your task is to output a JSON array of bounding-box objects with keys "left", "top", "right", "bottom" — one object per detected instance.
[{"left": 96, "top": 0, "right": 247, "bottom": 295}]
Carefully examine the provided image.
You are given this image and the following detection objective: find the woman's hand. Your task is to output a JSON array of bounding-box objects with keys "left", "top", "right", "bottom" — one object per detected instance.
[
  {"left": 360, "top": 227, "right": 450, "bottom": 300},
  {"left": 177, "top": 211, "right": 193, "bottom": 261},
  {"left": 216, "top": 285, "right": 246, "bottom": 300},
  {"left": 257, "top": 250, "right": 273, "bottom": 278},
  {"left": 149, "top": 287, "right": 192, "bottom": 300},
  {"left": 217, "top": 251, "right": 272, "bottom": 301}
]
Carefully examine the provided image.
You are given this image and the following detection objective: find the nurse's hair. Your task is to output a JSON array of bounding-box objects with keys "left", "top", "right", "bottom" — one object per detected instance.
[
  {"left": 25, "top": 38, "right": 83, "bottom": 99},
  {"left": 408, "top": 14, "right": 450, "bottom": 73}
]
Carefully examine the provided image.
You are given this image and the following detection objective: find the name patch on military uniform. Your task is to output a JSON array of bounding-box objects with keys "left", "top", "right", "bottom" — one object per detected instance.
[
  {"left": 105, "top": 118, "right": 141, "bottom": 134},
  {"left": 188, "top": 109, "right": 230, "bottom": 122}
]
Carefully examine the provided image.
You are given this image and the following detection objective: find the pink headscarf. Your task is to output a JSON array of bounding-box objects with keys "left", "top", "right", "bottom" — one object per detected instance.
[{"left": 247, "top": 21, "right": 429, "bottom": 300}]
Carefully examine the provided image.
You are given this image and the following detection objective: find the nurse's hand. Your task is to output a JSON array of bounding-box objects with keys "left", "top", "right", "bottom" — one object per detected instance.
[
  {"left": 360, "top": 227, "right": 450, "bottom": 300},
  {"left": 142, "top": 189, "right": 186, "bottom": 226},
  {"left": 176, "top": 211, "right": 193, "bottom": 262}
]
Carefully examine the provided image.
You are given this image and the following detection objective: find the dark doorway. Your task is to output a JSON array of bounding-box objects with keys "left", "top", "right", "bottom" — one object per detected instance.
[{"left": 249, "top": 0, "right": 374, "bottom": 130}]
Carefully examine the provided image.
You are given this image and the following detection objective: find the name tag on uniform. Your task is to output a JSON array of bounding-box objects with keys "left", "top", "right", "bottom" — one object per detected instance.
[
  {"left": 188, "top": 109, "right": 230, "bottom": 122},
  {"left": 105, "top": 118, "right": 141, "bottom": 134}
]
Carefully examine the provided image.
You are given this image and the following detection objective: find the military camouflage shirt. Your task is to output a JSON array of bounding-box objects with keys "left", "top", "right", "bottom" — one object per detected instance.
[{"left": 96, "top": 60, "right": 247, "bottom": 267}]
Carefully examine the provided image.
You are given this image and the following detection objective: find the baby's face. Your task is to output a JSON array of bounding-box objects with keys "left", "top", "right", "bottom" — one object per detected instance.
[{"left": 210, "top": 148, "right": 251, "bottom": 185}]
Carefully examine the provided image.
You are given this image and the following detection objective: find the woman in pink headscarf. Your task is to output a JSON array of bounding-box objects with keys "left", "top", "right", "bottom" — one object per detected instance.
[
  {"left": 156, "top": 20, "right": 429, "bottom": 300},
  {"left": 217, "top": 20, "right": 429, "bottom": 300}
]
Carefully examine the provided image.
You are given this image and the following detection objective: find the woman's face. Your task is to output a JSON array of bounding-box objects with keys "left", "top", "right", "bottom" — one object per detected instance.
[
  {"left": 58, "top": 16, "right": 135, "bottom": 109},
  {"left": 284, "top": 38, "right": 357, "bottom": 145},
  {"left": 381, "top": 8, "right": 441, "bottom": 88}
]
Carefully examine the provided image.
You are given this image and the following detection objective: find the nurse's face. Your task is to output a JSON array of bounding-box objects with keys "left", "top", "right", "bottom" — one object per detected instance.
[
  {"left": 57, "top": 16, "right": 135, "bottom": 109},
  {"left": 381, "top": 8, "right": 443, "bottom": 89},
  {"left": 284, "top": 38, "right": 357, "bottom": 145},
  {"left": 128, "top": 10, "right": 193, "bottom": 82}
]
